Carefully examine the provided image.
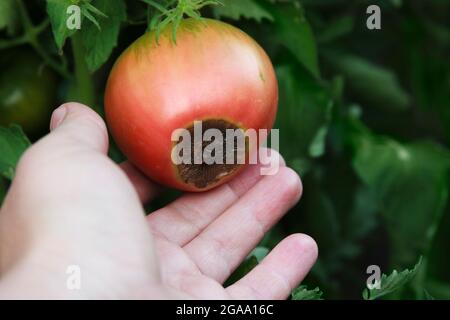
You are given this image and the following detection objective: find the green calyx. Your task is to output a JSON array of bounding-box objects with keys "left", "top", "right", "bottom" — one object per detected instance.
[{"left": 142, "top": 0, "right": 222, "bottom": 43}]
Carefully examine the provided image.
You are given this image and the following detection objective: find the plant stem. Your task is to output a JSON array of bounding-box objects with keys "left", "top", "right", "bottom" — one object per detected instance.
[
  {"left": 145, "top": 0, "right": 221, "bottom": 42},
  {"left": 15, "top": 0, "right": 71, "bottom": 79},
  {"left": 69, "top": 33, "right": 96, "bottom": 109},
  {"left": 29, "top": 37, "right": 71, "bottom": 79},
  {"left": 0, "top": 37, "right": 28, "bottom": 50},
  {"left": 127, "top": 19, "right": 148, "bottom": 25}
]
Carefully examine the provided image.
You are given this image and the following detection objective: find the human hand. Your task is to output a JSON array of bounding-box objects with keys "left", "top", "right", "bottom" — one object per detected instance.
[{"left": 0, "top": 103, "right": 317, "bottom": 299}]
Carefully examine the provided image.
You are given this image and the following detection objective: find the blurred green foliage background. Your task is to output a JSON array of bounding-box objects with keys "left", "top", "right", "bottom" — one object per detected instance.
[{"left": 0, "top": 0, "right": 449, "bottom": 299}]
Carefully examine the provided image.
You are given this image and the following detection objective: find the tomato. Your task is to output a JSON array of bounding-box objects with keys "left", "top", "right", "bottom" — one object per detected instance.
[
  {"left": 0, "top": 49, "right": 58, "bottom": 137},
  {"left": 105, "top": 18, "right": 278, "bottom": 191}
]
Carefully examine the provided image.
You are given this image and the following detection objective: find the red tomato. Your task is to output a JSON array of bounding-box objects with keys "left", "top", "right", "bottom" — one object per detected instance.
[{"left": 105, "top": 18, "right": 278, "bottom": 191}]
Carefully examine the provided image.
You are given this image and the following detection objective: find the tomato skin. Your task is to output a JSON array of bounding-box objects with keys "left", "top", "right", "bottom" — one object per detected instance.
[
  {"left": 0, "top": 49, "right": 58, "bottom": 137},
  {"left": 105, "top": 18, "right": 278, "bottom": 191}
]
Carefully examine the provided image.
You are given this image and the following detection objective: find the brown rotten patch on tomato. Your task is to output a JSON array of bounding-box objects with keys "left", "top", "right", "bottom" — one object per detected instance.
[{"left": 175, "top": 119, "right": 248, "bottom": 189}]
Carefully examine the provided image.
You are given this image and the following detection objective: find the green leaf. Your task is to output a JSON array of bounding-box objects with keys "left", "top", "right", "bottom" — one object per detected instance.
[
  {"left": 291, "top": 285, "right": 323, "bottom": 300},
  {"left": 426, "top": 279, "right": 450, "bottom": 300},
  {"left": 83, "top": 2, "right": 108, "bottom": 18},
  {"left": 213, "top": 0, "right": 273, "bottom": 22},
  {"left": 81, "top": 6, "right": 102, "bottom": 30},
  {"left": 350, "top": 123, "right": 450, "bottom": 266},
  {"left": 275, "top": 63, "right": 332, "bottom": 164},
  {"left": 302, "top": 182, "right": 341, "bottom": 254},
  {"left": 250, "top": 246, "right": 269, "bottom": 262},
  {"left": 224, "top": 247, "right": 268, "bottom": 286},
  {"left": 46, "top": 0, "right": 78, "bottom": 51},
  {"left": 80, "top": 0, "right": 127, "bottom": 72},
  {"left": 326, "top": 54, "right": 410, "bottom": 112},
  {"left": 423, "top": 289, "right": 435, "bottom": 300},
  {"left": 344, "top": 187, "right": 378, "bottom": 246},
  {"left": 317, "top": 15, "right": 354, "bottom": 43},
  {"left": 402, "top": 14, "right": 449, "bottom": 122},
  {"left": 0, "top": 125, "right": 31, "bottom": 180},
  {"left": 0, "top": 0, "right": 18, "bottom": 34},
  {"left": 308, "top": 124, "right": 329, "bottom": 158},
  {"left": 141, "top": 0, "right": 171, "bottom": 14},
  {"left": 363, "top": 257, "right": 423, "bottom": 300},
  {"left": 258, "top": 0, "right": 320, "bottom": 78},
  {"left": 427, "top": 198, "right": 450, "bottom": 289}
]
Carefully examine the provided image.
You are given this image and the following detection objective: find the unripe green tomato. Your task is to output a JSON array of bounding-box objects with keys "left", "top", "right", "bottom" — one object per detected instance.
[{"left": 0, "top": 49, "right": 58, "bottom": 137}]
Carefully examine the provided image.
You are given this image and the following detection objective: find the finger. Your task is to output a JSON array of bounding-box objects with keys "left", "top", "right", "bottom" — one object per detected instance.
[
  {"left": 183, "top": 167, "right": 302, "bottom": 283},
  {"left": 48, "top": 102, "right": 109, "bottom": 153},
  {"left": 5, "top": 106, "right": 150, "bottom": 237},
  {"left": 8, "top": 102, "right": 141, "bottom": 224},
  {"left": 120, "top": 161, "right": 162, "bottom": 203},
  {"left": 53, "top": 103, "right": 160, "bottom": 203},
  {"left": 147, "top": 149, "right": 285, "bottom": 245},
  {"left": 227, "top": 234, "right": 318, "bottom": 300},
  {"left": 12, "top": 102, "right": 113, "bottom": 200}
]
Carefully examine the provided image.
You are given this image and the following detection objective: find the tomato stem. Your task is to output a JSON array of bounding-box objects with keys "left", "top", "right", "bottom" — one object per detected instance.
[
  {"left": 12, "top": 0, "right": 71, "bottom": 79},
  {"left": 144, "top": 0, "right": 222, "bottom": 43},
  {"left": 69, "top": 33, "right": 96, "bottom": 109}
]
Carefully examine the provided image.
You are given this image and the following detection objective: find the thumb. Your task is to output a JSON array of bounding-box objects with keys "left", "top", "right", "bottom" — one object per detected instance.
[
  {"left": 1, "top": 102, "right": 117, "bottom": 238},
  {"left": 0, "top": 103, "right": 160, "bottom": 298},
  {"left": 2, "top": 102, "right": 122, "bottom": 229},
  {"left": 48, "top": 102, "right": 109, "bottom": 154}
]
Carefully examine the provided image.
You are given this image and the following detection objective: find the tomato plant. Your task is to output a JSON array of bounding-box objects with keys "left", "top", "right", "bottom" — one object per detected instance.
[{"left": 105, "top": 18, "right": 278, "bottom": 191}]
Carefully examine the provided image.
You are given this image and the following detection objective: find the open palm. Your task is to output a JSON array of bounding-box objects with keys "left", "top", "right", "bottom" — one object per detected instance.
[{"left": 0, "top": 103, "right": 317, "bottom": 299}]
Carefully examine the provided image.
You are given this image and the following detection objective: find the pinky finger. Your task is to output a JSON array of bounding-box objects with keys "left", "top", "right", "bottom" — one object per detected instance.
[{"left": 226, "top": 234, "right": 318, "bottom": 300}]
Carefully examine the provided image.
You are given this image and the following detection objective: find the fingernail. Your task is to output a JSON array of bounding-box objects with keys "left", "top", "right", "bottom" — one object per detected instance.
[{"left": 50, "top": 106, "right": 68, "bottom": 131}]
